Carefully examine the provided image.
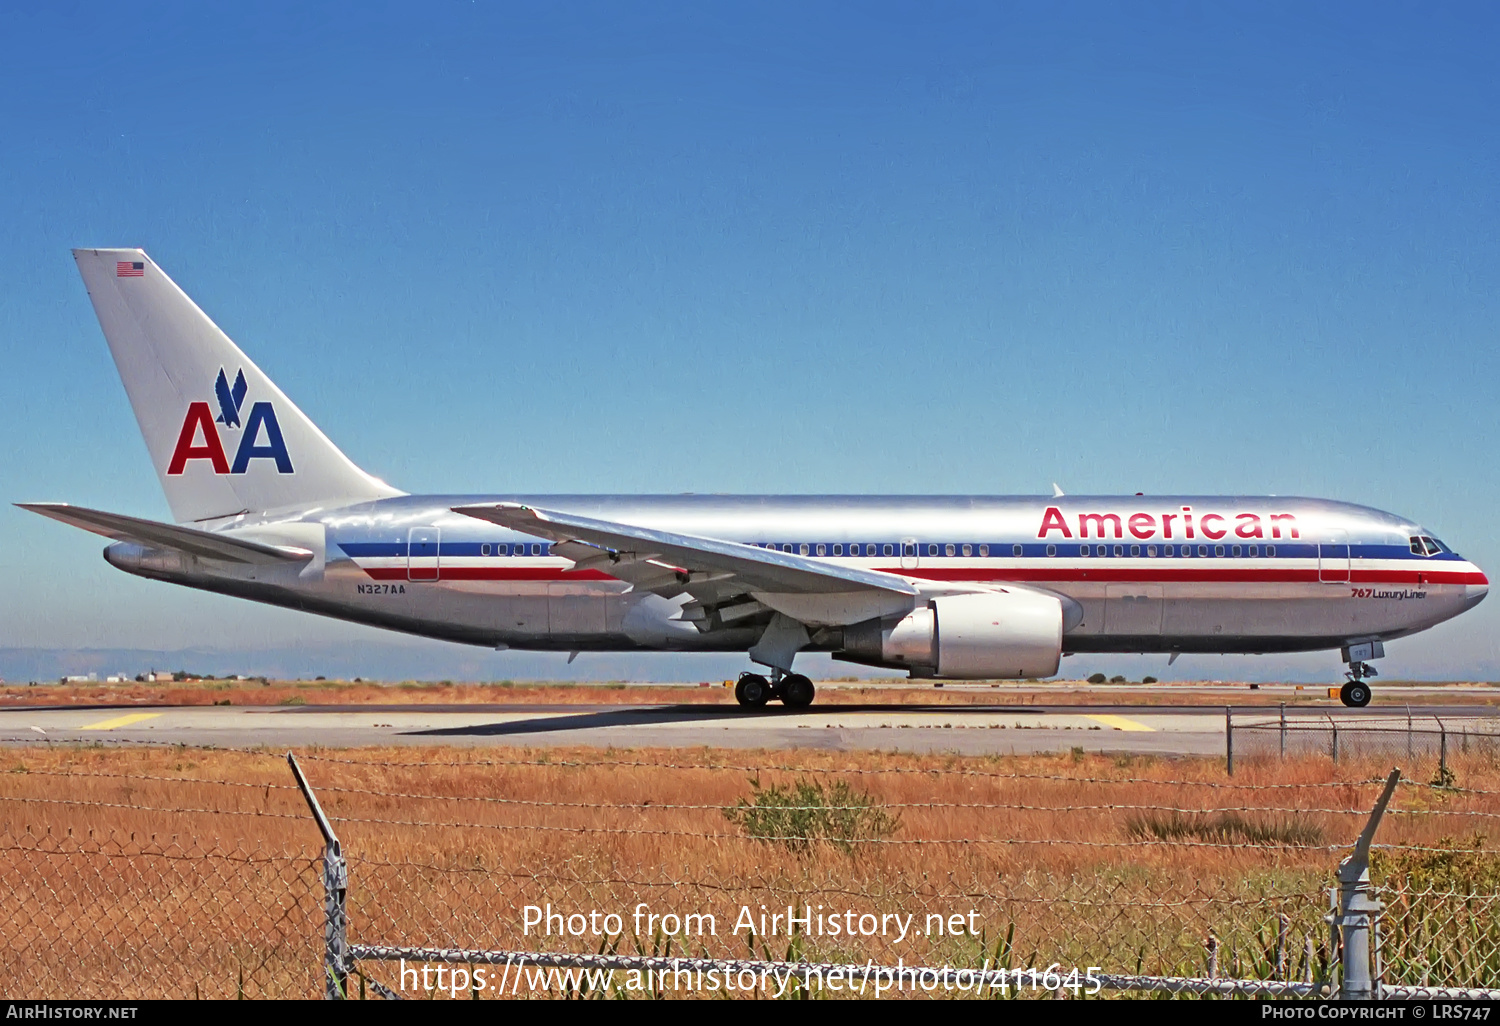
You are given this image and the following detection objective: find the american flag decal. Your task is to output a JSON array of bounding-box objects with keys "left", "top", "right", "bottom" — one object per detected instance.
[{"left": 116, "top": 261, "right": 144, "bottom": 277}]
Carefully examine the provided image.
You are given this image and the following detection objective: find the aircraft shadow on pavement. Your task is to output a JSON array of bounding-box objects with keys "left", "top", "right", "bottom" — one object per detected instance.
[
  {"left": 406, "top": 703, "right": 1041, "bottom": 738},
  {"left": 408, "top": 704, "right": 754, "bottom": 737}
]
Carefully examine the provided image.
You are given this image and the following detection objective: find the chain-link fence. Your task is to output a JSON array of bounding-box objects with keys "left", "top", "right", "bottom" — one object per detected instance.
[
  {"left": 0, "top": 828, "right": 320, "bottom": 998},
  {"left": 0, "top": 741, "right": 1497, "bottom": 999},
  {"left": 1230, "top": 712, "right": 1500, "bottom": 784}
]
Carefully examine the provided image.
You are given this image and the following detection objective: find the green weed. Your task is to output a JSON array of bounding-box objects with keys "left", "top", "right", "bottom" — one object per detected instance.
[{"left": 723, "top": 777, "right": 900, "bottom": 854}]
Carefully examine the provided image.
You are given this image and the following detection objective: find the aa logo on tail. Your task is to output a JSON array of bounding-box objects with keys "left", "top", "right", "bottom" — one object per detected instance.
[{"left": 167, "top": 368, "right": 294, "bottom": 476}]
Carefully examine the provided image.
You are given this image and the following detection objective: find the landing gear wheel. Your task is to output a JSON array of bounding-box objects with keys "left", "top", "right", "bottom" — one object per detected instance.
[
  {"left": 735, "top": 673, "right": 772, "bottom": 709},
  {"left": 1340, "top": 681, "right": 1371, "bottom": 708},
  {"left": 781, "top": 673, "right": 816, "bottom": 709}
]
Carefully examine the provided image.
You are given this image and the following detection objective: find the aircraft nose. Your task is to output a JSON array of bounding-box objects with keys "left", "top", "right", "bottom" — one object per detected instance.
[{"left": 1464, "top": 567, "right": 1489, "bottom": 612}]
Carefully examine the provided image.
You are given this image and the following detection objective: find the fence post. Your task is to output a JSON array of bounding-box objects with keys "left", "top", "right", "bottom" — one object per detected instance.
[
  {"left": 1438, "top": 718, "right": 1449, "bottom": 784},
  {"left": 1280, "top": 702, "right": 1286, "bottom": 759},
  {"left": 1329, "top": 767, "right": 1400, "bottom": 1000},
  {"left": 1330, "top": 717, "right": 1339, "bottom": 764},
  {"left": 1276, "top": 914, "right": 1289, "bottom": 980},
  {"left": 1225, "top": 707, "right": 1233, "bottom": 776},
  {"left": 288, "top": 752, "right": 349, "bottom": 1000}
]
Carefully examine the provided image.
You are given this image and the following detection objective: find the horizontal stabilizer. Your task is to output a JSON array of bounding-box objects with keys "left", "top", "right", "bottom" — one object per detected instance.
[{"left": 17, "top": 503, "right": 312, "bottom": 565}]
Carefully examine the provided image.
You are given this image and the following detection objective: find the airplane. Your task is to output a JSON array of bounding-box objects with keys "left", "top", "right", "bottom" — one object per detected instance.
[{"left": 18, "top": 249, "right": 1489, "bottom": 709}]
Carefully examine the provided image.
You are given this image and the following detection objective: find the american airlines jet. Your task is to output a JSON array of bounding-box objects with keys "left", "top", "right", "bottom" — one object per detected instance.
[{"left": 20, "top": 250, "right": 1489, "bottom": 709}]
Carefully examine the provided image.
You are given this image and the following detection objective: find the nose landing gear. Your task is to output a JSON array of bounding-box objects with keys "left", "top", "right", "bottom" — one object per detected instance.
[
  {"left": 1338, "top": 643, "right": 1383, "bottom": 708},
  {"left": 734, "top": 670, "right": 817, "bottom": 709},
  {"left": 1340, "top": 662, "right": 1376, "bottom": 708}
]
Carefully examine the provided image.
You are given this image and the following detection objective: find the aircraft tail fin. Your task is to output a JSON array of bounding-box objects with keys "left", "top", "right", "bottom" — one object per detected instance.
[{"left": 71, "top": 248, "right": 401, "bottom": 522}]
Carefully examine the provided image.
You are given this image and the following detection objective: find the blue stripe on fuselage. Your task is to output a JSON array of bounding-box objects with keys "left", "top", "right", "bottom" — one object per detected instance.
[{"left": 335, "top": 540, "right": 1461, "bottom": 561}]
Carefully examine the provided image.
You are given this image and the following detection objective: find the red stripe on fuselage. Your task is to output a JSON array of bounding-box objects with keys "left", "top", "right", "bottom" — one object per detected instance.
[
  {"left": 365, "top": 567, "right": 616, "bottom": 582},
  {"left": 361, "top": 565, "right": 1485, "bottom": 585}
]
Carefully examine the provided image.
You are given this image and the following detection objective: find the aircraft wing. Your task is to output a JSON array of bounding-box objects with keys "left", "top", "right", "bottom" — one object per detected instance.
[
  {"left": 451, "top": 502, "right": 918, "bottom": 620},
  {"left": 17, "top": 503, "right": 313, "bottom": 565}
]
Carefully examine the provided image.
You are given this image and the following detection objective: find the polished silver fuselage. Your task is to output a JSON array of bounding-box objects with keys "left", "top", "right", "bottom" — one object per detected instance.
[{"left": 102, "top": 494, "right": 1488, "bottom": 671}]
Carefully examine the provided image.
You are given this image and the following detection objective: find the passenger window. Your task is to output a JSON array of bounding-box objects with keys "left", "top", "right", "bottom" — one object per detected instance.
[
  {"left": 1198, "top": 545, "right": 1208, "bottom": 557},
  {"left": 1248, "top": 545, "right": 1258, "bottom": 556},
  {"left": 832, "top": 544, "right": 842, "bottom": 556},
  {"left": 961, "top": 544, "right": 971, "bottom": 557},
  {"left": 979, "top": 544, "right": 989, "bottom": 557},
  {"left": 1130, "top": 545, "right": 1140, "bottom": 557},
  {"left": 1214, "top": 545, "right": 1225, "bottom": 557},
  {"left": 816, "top": 543, "right": 826, "bottom": 556},
  {"left": 945, "top": 543, "right": 955, "bottom": 557},
  {"left": 1267, "top": 545, "right": 1276, "bottom": 557},
  {"left": 1232, "top": 545, "right": 1241, "bottom": 557},
  {"left": 1080, "top": 544, "right": 1090, "bottom": 557},
  {"left": 1147, "top": 545, "right": 1157, "bottom": 557},
  {"left": 1114, "top": 545, "right": 1124, "bottom": 557},
  {"left": 927, "top": 544, "right": 939, "bottom": 557},
  {"left": 1046, "top": 544, "right": 1056, "bottom": 556},
  {"left": 903, "top": 543, "right": 917, "bottom": 557},
  {"left": 1164, "top": 545, "right": 1174, "bottom": 556},
  {"left": 883, "top": 543, "right": 894, "bottom": 556},
  {"left": 1012, "top": 544, "right": 1022, "bottom": 557},
  {"left": 782, "top": 544, "right": 792, "bottom": 553},
  {"left": 481, "top": 543, "right": 491, "bottom": 556},
  {"left": 799, "top": 543, "right": 810, "bottom": 556}
]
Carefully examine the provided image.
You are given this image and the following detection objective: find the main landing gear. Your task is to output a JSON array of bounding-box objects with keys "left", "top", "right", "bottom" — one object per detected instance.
[
  {"left": 735, "top": 670, "right": 816, "bottom": 710},
  {"left": 1337, "top": 642, "right": 1384, "bottom": 708},
  {"left": 1340, "top": 663, "right": 1376, "bottom": 708}
]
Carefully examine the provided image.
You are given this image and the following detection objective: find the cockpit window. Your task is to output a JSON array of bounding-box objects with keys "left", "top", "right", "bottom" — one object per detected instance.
[
  {"left": 1410, "top": 536, "right": 1425, "bottom": 556},
  {"left": 1411, "top": 535, "right": 1449, "bottom": 557}
]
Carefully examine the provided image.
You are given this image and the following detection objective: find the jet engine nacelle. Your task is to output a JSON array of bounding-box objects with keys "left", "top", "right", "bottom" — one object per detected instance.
[{"left": 840, "top": 590, "right": 1063, "bottom": 679}]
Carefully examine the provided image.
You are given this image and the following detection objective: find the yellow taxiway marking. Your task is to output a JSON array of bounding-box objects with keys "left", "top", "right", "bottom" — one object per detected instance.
[
  {"left": 1085, "top": 714, "right": 1155, "bottom": 732},
  {"left": 79, "top": 713, "right": 162, "bottom": 731}
]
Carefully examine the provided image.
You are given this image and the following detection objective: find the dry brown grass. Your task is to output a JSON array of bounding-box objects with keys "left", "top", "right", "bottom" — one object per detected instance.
[{"left": 1, "top": 743, "right": 1497, "bottom": 998}]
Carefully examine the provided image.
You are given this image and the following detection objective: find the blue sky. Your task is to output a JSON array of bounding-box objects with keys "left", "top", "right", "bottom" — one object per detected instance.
[{"left": 2, "top": 3, "right": 1497, "bottom": 680}]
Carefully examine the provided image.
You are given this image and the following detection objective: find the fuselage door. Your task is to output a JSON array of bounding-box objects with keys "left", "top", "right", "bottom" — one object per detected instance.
[
  {"left": 900, "top": 538, "right": 919, "bottom": 570},
  {"left": 1318, "top": 528, "right": 1350, "bottom": 584},
  {"left": 408, "top": 527, "right": 441, "bottom": 582}
]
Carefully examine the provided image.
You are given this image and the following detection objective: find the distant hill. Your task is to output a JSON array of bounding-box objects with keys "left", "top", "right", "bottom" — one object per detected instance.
[{"left": 0, "top": 643, "right": 757, "bottom": 684}]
